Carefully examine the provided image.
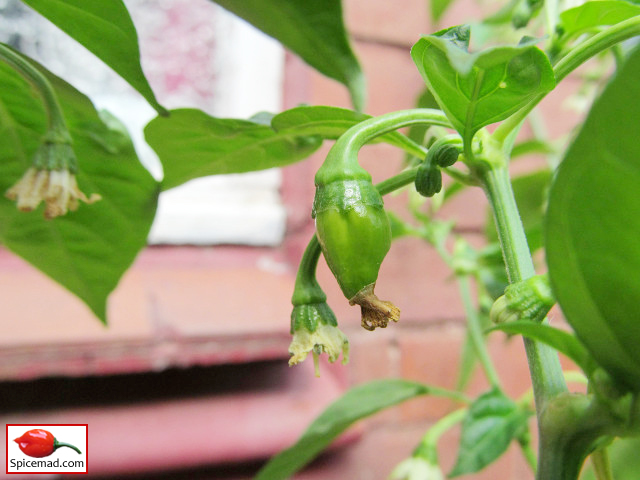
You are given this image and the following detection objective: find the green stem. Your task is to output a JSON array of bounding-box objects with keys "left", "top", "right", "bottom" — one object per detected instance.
[
  {"left": 375, "top": 167, "right": 420, "bottom": 195},
  {"left": 493, "top": 16, "right": 640, "bottom": 144},
  {"left": 457, "top": 275, "right": 502, "bottom": 389},
  {"left": 481, "top": 166, "right": 570, "bottom": 478},
  {"left": 53, "top": 439, "right": 82, "bottom": 455},
  {"left": 537, "top": 393, "right": 622, "bottom": 480},
  {"left": 291, "top": 235, "right": 325, "bottom": 306},
  {"left": 420, "top": 408, "right": 467, "bottom": 450},
  {"left": 0, "top": 43, "right": 68, "bottom": 135},
  {"left": 554, "top": 16, "right": 640, "bottom": 83},
  {"left": 316, "top": 109, "right": 453, "bottom": 184},
  {"left": 591, "top": 448, "right": 613, "bottom": 480}
]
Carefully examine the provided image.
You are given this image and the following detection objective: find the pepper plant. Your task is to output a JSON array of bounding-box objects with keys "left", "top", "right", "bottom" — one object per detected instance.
[{"left": 1, "top": 1, "right": 639, "bottom": 479}]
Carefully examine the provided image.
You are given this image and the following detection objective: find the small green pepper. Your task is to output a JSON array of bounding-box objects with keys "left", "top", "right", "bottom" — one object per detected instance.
[
  {"left": 309, "top": 110, "right": 454, "bottom": 330},
  {"left": 314, "top": 147, "right": 399, "bottom": 330}
]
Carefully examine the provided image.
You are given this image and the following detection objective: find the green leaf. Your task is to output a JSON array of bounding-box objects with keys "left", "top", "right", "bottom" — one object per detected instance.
[
  {"left": 144, "top": 108, "right": 323, "bottom": 191},
  {"left": 411, "top": 25, "right": 555, "bottom": 143},
  {"left": 256, "top": 379, "right": 460, "bottom": 480},
  {"left": 271, "top": 105, "right": 424, "bottom": 154},
  {"left": 211, "top": 0, "right": 366, "bottom": 111},
  {"left": 559, "top": 1, "right": 640, "bottom": 40},
  {"left": 486, "top": 169, "right": 552, "bottom": 252},
  {"left": 450, "top": 388, "right": 531, "bottom": 477},
  {"left": 0, "top": 56, "right": 158, "bottom": 323},
  {"left": 545, "top": 45, "right": 640, "bottom": 391},
  {"left": 488, "top": 322, "right": 596, "bottom": 375},
  {"left": 430, "top": 0, "right": 456, "bottom": 22},
  {"left": 21, "top": 0, "right": 166, "bottom": 115}
]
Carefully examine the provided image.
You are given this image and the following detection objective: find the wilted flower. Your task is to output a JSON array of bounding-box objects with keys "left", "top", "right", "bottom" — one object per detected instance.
[
  {"left": 6, "top": 166, "right": 101, "bottom": 219},
  {"left": 289, "top": 302, "right": 349, "bottom": 376}
]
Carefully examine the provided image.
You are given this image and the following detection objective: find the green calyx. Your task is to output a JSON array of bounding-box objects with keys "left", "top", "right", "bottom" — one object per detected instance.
[{"left": 33, "top": 130, "right": 78, "bottom": 172}]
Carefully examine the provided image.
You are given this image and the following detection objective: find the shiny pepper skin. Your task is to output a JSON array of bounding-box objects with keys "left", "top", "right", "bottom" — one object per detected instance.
[
  {"left": 313, "top": 178, "right": 400, "bottom": 330},
  {"left": 314, "top": 179, "right": 390, "bottom": 300},
  {"left": 14, "top": 429, "right": 56, "bottom": 458},
  {"left": 14, "top": 429, "right": 82, "bottom": 458}
]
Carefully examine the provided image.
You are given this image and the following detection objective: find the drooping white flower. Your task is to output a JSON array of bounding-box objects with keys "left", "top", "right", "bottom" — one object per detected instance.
[{"left": 6, "top": 167, "right": 101, "bottom": 219}]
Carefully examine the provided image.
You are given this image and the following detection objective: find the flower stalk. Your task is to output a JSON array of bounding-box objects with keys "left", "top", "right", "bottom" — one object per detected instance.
[{"left": 0, "top": 43, "right": 100, "bottom": 218}]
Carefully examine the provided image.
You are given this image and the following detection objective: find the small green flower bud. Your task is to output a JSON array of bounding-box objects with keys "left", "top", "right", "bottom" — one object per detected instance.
[
  {"left": 490, "top": 274, "right": 555, "bottom": 324},
  {"left": 415, "top": 163, "right": 442, "bottom": 198},
  {"left": 432, "top": 143, "right": 460, "bottom": 168}
]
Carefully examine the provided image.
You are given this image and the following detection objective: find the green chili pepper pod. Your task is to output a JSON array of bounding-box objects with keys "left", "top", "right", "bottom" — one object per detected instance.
[{"left": 313, "top": 178, "right": 400, "bottom": 331}]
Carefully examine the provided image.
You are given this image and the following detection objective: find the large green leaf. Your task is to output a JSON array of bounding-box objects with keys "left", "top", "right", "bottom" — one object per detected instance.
[
  {"left": 450, "top": 388, "right": 531, "bottom": 477},
  {"left": 411, "top": 26, "right": 555, "bottom": 143},
  {"left": 145, "top": 108, "right": 323, "bottom": 191},
  {"left": 21, "top": 0, "right": 166, "bottom": 115},
  {"left": 545, "top": 45, "right": 640, "bottom": 391},
  {"left": 256, "top": 379, "right": 462, "bottom": 480},
  {"left": 211, "top": 0, "right": 366, "bottom": 111},
  {"left": 0, "top": 52, "right": 158, "bottom": 323},
  {"left": 558, "top": 1, "right": 640, "bottom": 40},
  {"left": 271, "top": 105, "right": 430, "bottom": 154}
]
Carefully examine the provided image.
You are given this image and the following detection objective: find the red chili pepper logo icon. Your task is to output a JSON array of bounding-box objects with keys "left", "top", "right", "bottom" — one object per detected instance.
[{"left": 14, "top": 429, "right": 82, "bottom": 458}]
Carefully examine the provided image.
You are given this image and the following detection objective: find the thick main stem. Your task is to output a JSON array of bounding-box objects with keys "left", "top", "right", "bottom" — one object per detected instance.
[
  {"left": 480, "top": 166, "right": 568, "bottom": 478},
  {"left": 482, "top": 167, "right": 567, "bottom": 405}
]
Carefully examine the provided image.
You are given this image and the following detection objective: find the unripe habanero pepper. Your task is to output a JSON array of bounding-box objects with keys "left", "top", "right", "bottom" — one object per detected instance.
[
  {"left": 14, "top": 429, "right": 81, "bottom": 458},
  {"left": 314, "top": 159, "right": 399, "bottom": 331}
]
